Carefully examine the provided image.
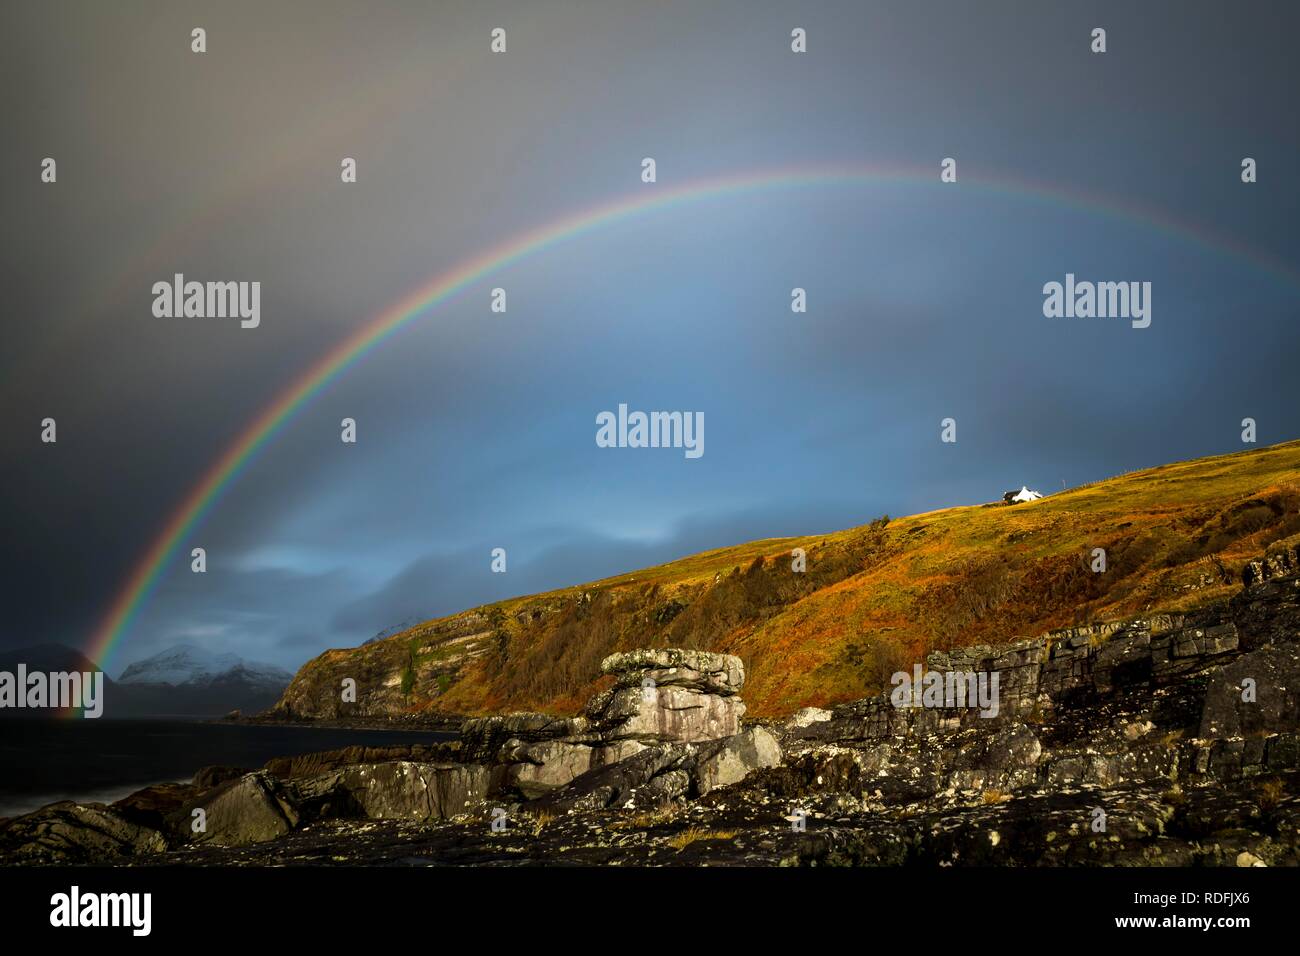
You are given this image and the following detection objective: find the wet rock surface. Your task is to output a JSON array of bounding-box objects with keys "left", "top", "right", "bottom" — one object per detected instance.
[
  {"left": 188, "top": 771, "right": 301, "bottom": 847},
  {"left": 4, "top": 547, "right": 1299, "bottom": 866},
  {"left": 0, "top": 802, "right": 168, "bottom": 864}
]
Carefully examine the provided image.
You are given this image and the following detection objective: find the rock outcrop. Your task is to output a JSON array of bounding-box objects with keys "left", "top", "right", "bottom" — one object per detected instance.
[
  {"left": 459, "top": 713, "right": 590, "bottom": 764},
  {"left": 0, "top": 648, "right": 781, "bottom": 859},
  {"left": 593, "top": 651, "right": 745, "bottom": 747},
  {"left": 188, "top": 771, "right": 301, "bottom": 847},
  {"left": 459, "top": 649, "right": 776, "bottom": 799},
  {"left": 0, "top": 802, "right": 168, "bottom": 864},
  {"left": 290, "top": 761, "right": 492, "bottom": 824},
  {"left": 1199, "top": 643, "right": 1300, "bottom": 739},
  {"left": 2, "top": 546, "right": 1298, "bottom": 866},
  {"left": 695, "top": 727, "right": 783, "bottom": 795}
]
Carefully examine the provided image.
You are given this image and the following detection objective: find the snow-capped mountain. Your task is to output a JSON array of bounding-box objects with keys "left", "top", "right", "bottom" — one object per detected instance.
[
  {"left": 118, "top": 644, "right": 292, "bottom": 689},
  {"left": 0, "top": 643, "right": 295, "bottom": 719},
  {"left": 362, "top": 619, "right": 421, "bottom": 646}
]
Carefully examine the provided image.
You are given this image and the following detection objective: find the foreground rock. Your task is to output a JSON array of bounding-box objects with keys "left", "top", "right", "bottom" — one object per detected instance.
[
  {"left": 292, "top": 761, "right": 492, "bottom": 824},
  {"left": 189, "top": 771, "right": 300, "bottom": 847},
  {"left": 695, "top": 727, "right": 783, "bottom": 795},
  {"left": 0, "top": 802, "right": 167, "bottom": 864},
  {"left": 458, "top": 649, "right": 769, "bottom": 799},
  {"left": 115, "top": 768, "right": 1299, "bottom": 867}
]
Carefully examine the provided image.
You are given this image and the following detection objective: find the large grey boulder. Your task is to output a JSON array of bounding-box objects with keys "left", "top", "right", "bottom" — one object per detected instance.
[
  {"left": 533, "top": 743, "right": 698, "bottom": 813},
  {"left": 501, "top": 740, "right": 598, "bottom": 798},
  {"left": 694, "top": 727, "right": 783, "bottom": 795},
  {"left": 526, "top": 726, "right": 783, "bottom": 810},
  {"left": 588, "top": 683, "right": 745, "bottom": 743},
  {"left": 296, "top": 761, "right": 492, "bottom": 822},
  {"left": 499, "top": 737, "right": 652, "bottom": 797},
  {"left": 191, "top": 771, "right": 300, "bottom": 846},
  {"left": 475, "top": 650, "right": 751, "bottom": 796}
]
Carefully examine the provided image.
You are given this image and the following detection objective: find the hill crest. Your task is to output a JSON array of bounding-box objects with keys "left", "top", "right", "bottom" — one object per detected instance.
[{"left": 271, "top": 439, "right": 1300, "bottom": 719}]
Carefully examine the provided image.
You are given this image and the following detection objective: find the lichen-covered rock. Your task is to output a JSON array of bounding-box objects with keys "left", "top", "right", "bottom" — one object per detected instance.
[
  {"left": 465, "top": 660, "right": 753, "bottom": 795},
  {"left": 533, "top": 743, "right": 698, "bottom": 813},
  {"left": 601, "top": 648, "right": 745, "bottom": 695},
  {"left": 0, "top": 802, "right": 168, "bottom": 863},
  {"left": 459, "top": 712, "right": 590, "bottom": 762},
  {"left": 502, "top": 740, "right": 597, "bottom": 797},
  {"left": 695, "top": 727, "right": 783, "bottom": 795},
  {"left": 294, "top": 761, "right": 492, "bottom": 822},
  {"left": 784, "top": 707, "right": 832, "bottom": 730}
]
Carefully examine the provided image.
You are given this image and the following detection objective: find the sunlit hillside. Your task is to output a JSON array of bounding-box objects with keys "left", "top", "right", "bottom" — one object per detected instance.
[{"left": 275, "top": 440, "right": 1300, "bottom": 718}]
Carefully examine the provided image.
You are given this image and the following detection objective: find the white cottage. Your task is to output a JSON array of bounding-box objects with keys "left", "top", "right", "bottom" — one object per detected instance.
[{"left": 1002, "top": 486, "right": 1043, "bottom": 505}]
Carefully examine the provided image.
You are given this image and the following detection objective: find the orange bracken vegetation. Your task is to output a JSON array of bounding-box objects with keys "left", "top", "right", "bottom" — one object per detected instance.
[{"left": 302, "top": 440, "right": 1300, "bottom": 718}]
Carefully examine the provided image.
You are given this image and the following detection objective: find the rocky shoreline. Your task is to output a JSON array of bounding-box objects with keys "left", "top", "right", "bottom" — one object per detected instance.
[
  {"left": 3, "top": 546, "right": 1298, "bottom": 867},
  {"left": 235, "top": 711, "right": 466, "bottom": 734}
]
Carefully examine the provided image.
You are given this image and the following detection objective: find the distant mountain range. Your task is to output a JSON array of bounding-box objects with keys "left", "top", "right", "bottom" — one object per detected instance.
[
  {"left": 362, "top": 620, "right": 422, "bottom": 645},
  {"left": 0, "top": 643, "right": 293, "bottom": 719},
  {"left": 118, "top": 643, "right": 292, "bottom": 690}
]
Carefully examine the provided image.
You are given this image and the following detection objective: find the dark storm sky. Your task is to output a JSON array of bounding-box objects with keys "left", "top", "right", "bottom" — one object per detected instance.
[{"left": 2, "top": 0, "right": 1298, "bottom": 674}]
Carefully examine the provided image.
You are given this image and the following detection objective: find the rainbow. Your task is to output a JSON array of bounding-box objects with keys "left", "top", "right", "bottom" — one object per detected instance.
[{"left": 84, "top": 162, "right": 1300, "bottom": 673}]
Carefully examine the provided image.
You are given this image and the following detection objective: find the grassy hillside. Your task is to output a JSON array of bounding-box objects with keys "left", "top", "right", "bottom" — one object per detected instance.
[{"left": 277, "top": 440, "right": 1300, "bottom": 719}]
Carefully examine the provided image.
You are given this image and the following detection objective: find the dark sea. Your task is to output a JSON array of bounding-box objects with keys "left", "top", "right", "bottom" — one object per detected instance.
[{"left": 0, "top": 719, "right": 453, "bottom": 819}]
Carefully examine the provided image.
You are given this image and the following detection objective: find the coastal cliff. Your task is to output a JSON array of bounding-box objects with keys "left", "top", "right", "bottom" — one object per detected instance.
[
  {"left": 268, "top": 441, "right": 1300, "bottom": 721},
  {"left": 3, "top": 545, "right": 1298, "bottom": 866}
]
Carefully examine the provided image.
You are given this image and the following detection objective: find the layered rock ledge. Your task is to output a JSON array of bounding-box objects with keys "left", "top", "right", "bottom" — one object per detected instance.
[{"left": 459, "top": 648, "right": 772, "bottom": 799}]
